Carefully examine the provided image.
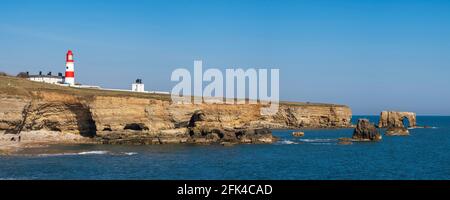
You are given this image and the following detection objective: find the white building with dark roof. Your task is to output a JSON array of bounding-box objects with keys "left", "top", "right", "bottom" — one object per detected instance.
[
  {"left": 132, "top": 79, "right": 145, "bottom": 92},
  {"left": 27, "top": 71, "right": 65, "bottom": 84}
]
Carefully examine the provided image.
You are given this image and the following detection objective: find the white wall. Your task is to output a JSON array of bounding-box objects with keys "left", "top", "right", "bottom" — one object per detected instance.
[
  {"left": 132, "top": 83, "right": 145, "bottom": 92},
  {"left": 28, "top": 77, "right": 63, "bottom": 84}
]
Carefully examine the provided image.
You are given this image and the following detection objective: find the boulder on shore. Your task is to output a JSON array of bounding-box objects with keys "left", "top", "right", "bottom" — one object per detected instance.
[
  {"left": 292, "top": 131, "right": 305, "bottom": 137},
  {"left": 352, "top": 119, "right": 382, "bottom": 141},
  {"left": 385, "top": 127, "right": 409, "bottom": 136}
]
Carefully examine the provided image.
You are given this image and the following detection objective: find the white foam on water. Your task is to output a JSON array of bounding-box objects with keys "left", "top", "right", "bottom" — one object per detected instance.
[
  {"left": 408, "top": 126, "right": 438, "bottom": 130},
  {"left": 77, "top": 151, "right": 109, "bottom": 155},
  {"left": 276, "top": 138, "right": 338, "bottom": 145},
  {"left": 277, "top": 140, "right": 298, "bottom": 145},
  {"left": 0, "top": 178, "right": 18, "bottom": 180},
  {"left": 35, "top": 151, "right": 139, "bottom": 157},
  {"left": 298, "top": 138, "right": 336, "bottom": 143},
  {"left": 37, "top": 153, "right": 77, "bottom": 157},
  {"left": 122, "top": 152, "right": 138, "bottom": 156},
  {"left": 37, "top": 151, "right": 109, "bottom": 157}
]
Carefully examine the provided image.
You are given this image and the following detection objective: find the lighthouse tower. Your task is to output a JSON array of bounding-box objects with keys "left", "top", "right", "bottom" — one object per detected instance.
[{"left": 64, "top": 50, "right": 75, "bottom": 86}]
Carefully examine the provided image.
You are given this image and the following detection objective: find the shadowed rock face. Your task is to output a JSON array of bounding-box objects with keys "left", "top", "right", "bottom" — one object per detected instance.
[
  {"left": 66, "top": 103, "right": 97, "bottom": 137},
  {"left": 353, "top": 119, "right": 381, "bottom": 141},
  {"left": 378, "top": 111, "right": 416, "bottom": 128},
  {"left": 188, "top": 110, "right": 205, "bottom": 127},
  {"left": 185, "top": 111, "right": 274, "bottom": 144},
  {"left": 1, "top": 97, "right": 96, "bottom": 137},
  {"left": 124, "top": 123, "right": 149, "bottom": 131}
]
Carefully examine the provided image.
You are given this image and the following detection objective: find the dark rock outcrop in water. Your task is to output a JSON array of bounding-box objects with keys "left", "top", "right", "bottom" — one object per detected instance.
[
  {"left": 352, "top": 119, "right": 382, "bottom": 141},
  {"left": 292, "top": 131, "right": 305, "bottom": 137},
  {"left": 97, "top": 127, "right": 273, "bottom": 145},
  {"left": 186, "top": 111, "right": 274, "bottom": 144},
  {"left": 385, "top": 127, "right": 409, "bottom": 136},
  {"left": 188, "top": 127, "right": 273, "bottom": 144}
]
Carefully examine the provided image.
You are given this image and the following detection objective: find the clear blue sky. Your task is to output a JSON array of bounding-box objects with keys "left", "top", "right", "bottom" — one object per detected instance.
[{"left": 1, "top": 0, "right": 450, "bottom": 115}]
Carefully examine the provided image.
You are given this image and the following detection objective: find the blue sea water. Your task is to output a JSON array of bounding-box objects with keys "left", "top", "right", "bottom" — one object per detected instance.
[{"left": 1, "top": 116, "right": 450, "bottom": 180}]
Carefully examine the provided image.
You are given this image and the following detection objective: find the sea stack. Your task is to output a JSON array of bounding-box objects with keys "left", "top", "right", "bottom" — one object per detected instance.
[{"left": 352, "top": 119, "right": 382, "bottom": 141}]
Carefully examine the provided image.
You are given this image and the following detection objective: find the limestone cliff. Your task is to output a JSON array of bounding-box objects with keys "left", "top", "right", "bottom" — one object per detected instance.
[{"left": 0, "top": 76, "right": 352, "bottom": 144}]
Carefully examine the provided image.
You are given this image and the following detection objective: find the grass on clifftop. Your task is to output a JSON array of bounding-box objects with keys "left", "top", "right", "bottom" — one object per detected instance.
[
  {"left": 0, "top": 76, "right": 347, "bottom": 107},
  {"left": 0, "top": 75, "right": 171, "bottom": 101}
]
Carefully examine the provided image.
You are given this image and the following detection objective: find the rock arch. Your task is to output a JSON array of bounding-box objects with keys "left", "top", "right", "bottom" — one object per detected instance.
[{"left": 378, "top": 111, "right": 416, "bottom": 128}]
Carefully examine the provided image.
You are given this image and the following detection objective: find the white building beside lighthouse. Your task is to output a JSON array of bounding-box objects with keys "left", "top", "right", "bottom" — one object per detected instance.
[{"left": 28, "top": 71, "right": 64, "bottom": 84}]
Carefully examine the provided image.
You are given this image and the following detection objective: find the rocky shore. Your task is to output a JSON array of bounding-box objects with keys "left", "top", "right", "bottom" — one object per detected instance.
[
  {"left": 0, "top": 76, "right": 352, "bottom": 152},
  {"left": 0, "top": 130, "right": 94, "bottom": 154}
]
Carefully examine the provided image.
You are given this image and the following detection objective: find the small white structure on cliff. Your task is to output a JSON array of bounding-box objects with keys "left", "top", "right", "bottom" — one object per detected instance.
[{"left": 132, "top": 79, "right": 145, "bottom": 92}]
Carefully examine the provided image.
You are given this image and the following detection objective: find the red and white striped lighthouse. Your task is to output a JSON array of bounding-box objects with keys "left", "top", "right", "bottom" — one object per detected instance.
[{"left": 65, "top": 50, "right": 75, "bottom": 85}]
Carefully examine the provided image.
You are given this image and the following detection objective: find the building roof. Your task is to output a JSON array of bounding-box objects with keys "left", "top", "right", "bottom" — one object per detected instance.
[{"left": 28, "top": 75, "right": 64, "bottom": 78}]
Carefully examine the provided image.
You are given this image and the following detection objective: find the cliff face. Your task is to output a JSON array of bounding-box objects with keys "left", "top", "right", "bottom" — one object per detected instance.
[
  {"left": 0, "top": 92, "right": 96, "bottom": 136},
  {"left": 0, "top": 77, "right": 352, "bottom": 144}
]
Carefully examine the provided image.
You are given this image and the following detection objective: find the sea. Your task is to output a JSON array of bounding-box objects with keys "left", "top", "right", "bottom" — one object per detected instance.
[{"left": 1, "top": 116, "right": 449, "bottom": 180}]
